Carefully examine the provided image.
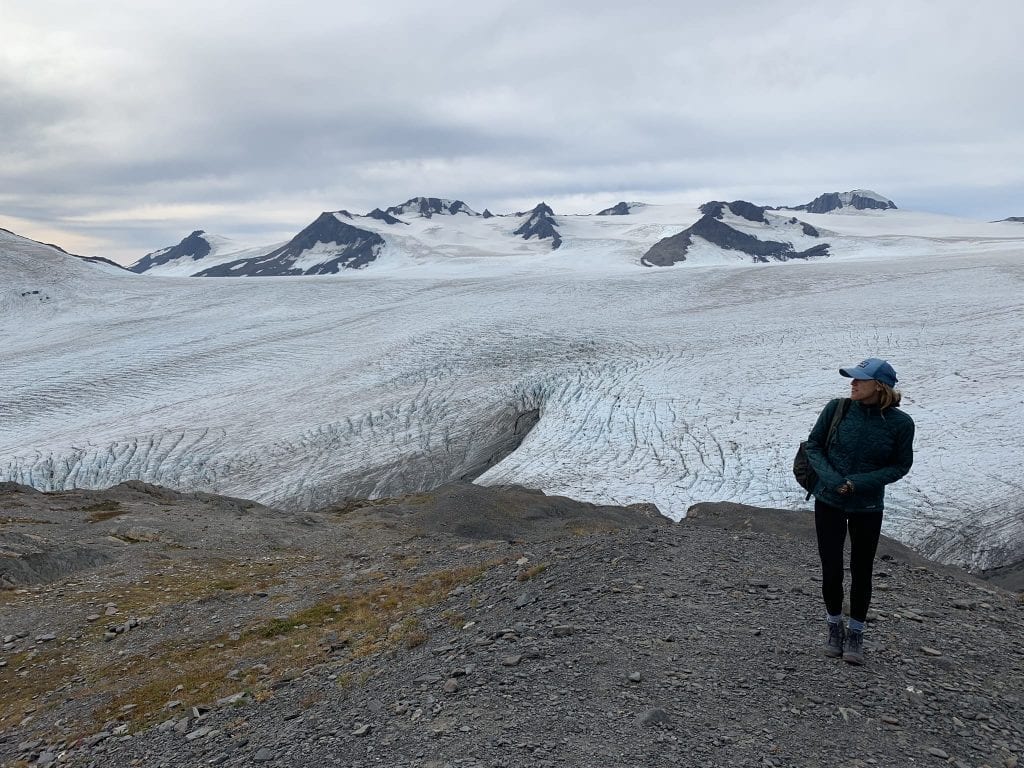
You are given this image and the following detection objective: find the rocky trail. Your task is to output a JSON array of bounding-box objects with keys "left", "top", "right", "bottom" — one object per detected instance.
[{"left": 1, "top": 482, "right": 1020, "bottom": 768}]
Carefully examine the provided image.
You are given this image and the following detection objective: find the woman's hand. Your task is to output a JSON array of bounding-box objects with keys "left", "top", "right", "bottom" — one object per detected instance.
[{"left": 837, "top": 480, "right": 855, "bottom": 495}]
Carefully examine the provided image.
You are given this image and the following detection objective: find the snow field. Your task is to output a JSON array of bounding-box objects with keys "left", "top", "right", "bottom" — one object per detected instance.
[{"left": 3, "top": 227, "right": 1024, "bottom": 571}]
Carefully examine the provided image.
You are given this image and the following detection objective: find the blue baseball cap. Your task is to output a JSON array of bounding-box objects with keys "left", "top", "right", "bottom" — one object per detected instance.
[{"left": 840, "top": 358, "right": 898, "bottom": 387}]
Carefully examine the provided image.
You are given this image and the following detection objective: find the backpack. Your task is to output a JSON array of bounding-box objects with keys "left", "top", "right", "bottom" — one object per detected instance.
[{"left": 793, "top": 398, "right": 851, "bottom": 500}]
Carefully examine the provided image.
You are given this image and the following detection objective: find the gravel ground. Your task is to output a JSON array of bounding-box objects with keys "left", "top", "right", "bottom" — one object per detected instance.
[{"left": 1, "top": 483, "right": 1021, "bottom": 768}]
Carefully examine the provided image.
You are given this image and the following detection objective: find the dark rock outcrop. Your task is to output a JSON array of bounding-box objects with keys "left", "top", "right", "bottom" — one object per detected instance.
[
  {"left": 482, "top": 209, "right": 494, "bottom": 219},
  {"left": 700, "top": 200, "right": 768, "bottom": 223},
  {"left": 789, "top": 218, "right": 821, "bottom": 237},
  {"left": 642, "top": 215, "right": 829, "bottom": 267},
  {"left": 513, "top": 203, "right": 562, "bottom": 249},
  {"left": 781, "top": 190, "right": 897, "bottom": 213},
  {"left": 597, "top": 202, "right": 631, "bottom": 216},
  {"left": 130, "top": 230, "right": 212, "bottom": 273},
  {"left": 366, "top": 208, "right": 405, "bottom": 225},
  {"left": 195, "top": 213, "right": 384, "bottom": 276},
  {"left": 384, "top": 197, "right": 477, "bottom": 219},
  {"left": 994, "top": 216, "right": 1024, "bottom": 223}
]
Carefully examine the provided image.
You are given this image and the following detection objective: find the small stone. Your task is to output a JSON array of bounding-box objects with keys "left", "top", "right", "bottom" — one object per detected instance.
[
  {"left": 85, "top": 615, "right": 100, "bottom": 622},
  {"left": 105, "top": 606, "right": 119, "bottom": 616},
  {"left": 927, "top": 747, "right": 949, "bottom": 759},
  {"left": 216, "top": 692, "right": 247, "bottom": 707},
  {"left": 83, "top": 732, "right": 110, "bottom": 747},
  {"left": 352, "top": 724, "right": 372, "bottom": 737},
  {"left": 552, "top": 625, "right": 574, "bottom": 637},
  {"left": 443, "top": 679, "right": 459, "bottom": 694},
  {"left": 920, "top": 646, "right": 942, "bottom": 656},
  {"left": 253, "top": 747, "right": 275, "bottom": 762},
  {"left": 880, "top": 714, "right": 901, "bottom": 725},
  {"left": 185, "top": 726, "right": 211, "bottom": 741},
  {"left": 638, "top": 708, "right": 670, "bottom": 726},
  {"left": 628, "top": 672, "right": 642, "bottom": 683},
  {"left": 35, "top": 633, "right": 57, "bottom": 643},
  {"left": 501, "top": 655, "right": 523, "bottom": 667}
]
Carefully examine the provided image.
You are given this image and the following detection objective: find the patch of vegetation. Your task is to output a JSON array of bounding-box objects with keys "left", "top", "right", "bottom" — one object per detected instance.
[
  {"left": 441, "top": 609, "right": 467, "bottom": 628},
  {"left": 567, "top": 521, "right": 621, "bottom": 536},
  {"left": 0, "top": 516, "right": 53, "bottom": 525},
  {"left": 392, "top": 554, "right": 422, "bottom": 569},
  {"left": 85, "top": 561, "right": 494, "bottom": 733},
  {"left": 84, "top": 501, "right": 128, "bottom": 522},
  {"left": 516, "top": 563, "right": 549, "bottom": 581},
  {"left": 328, "top": 491, "right": 435, "bottom": 517}
]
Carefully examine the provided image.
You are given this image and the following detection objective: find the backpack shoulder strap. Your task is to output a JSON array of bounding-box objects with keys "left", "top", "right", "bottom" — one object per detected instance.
[{"left": 825, "top": 398, "right": 850, "bottom": 449}]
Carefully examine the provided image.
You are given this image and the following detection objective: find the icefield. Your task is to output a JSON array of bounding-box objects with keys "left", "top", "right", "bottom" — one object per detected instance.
[{"left": 2, "top": 215, "right": 1023, "bottom": 571}]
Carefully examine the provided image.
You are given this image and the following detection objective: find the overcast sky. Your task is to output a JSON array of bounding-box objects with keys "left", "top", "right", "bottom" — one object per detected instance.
[{"left": 2, "top": 0, "right": 1022, "bottom": 264}]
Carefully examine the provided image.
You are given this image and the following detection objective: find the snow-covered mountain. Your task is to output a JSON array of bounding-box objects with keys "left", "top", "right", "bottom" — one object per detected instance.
[
  {"left": 195, "top": 213, "right": 385, "bottom": 276},
  {"left": 641, "top": 201, "right": 828, "bottom": 266},
  {"left": 3, "top": 207, "right": 1024, "bottom": 574},
  {"left": 384, "top": 196, "right": 478, "bottom": 218},
  {"left": 128, "top": 230, "right": 281, "bottom": 278},
  {"left": 596, "top": 201, "right": 647, "bottom": 216},
  {"left": 512, "top": 202, "right": 562, "bottom": 249},
  {"left": 1, "top": 227, "right": 127, "bottom": 276},
  {"left": 129, "top": 198, "right": 827, "bottom": 276},
  {"left": 780, "top": 189, "right": 897, "bottom": 213}
]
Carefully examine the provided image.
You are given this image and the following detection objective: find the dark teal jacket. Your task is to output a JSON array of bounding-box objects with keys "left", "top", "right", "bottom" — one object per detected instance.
[{"left": 804, "top": 398, "right": 915, "bottom": 513}]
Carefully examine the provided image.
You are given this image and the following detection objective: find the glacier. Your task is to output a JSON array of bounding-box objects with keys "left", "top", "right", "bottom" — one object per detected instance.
[{"left": 2, "top": 209, "right": 1023, "bottom": 573}]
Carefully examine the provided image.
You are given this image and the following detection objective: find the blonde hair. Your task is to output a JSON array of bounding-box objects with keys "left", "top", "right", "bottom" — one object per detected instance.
[{"left": 878, "top": 382, "right": 902, "bottom": 410}]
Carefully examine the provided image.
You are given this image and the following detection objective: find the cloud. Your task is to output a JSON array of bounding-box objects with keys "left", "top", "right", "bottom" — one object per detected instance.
[{"left": 2, "top": 0, "right": 1022, "bottom": 263}]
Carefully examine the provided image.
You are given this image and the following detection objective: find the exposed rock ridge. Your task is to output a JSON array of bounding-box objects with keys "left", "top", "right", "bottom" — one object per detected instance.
[
  {"left": 513, "top": 203, "right": 562, "bottom": 249},
  {"left": 1, "top": 483, "right": 1020, "bottom": 767},
  {"left": 780, "top": 190, "right": 897, "bottom": 213},
  {"left": 642, "top": 209, "right": 829, "bottom": 266},
  {"left": 700, "top": 200, "right": 768, "bottom": 223},
  {"left": 384, "top": 197, "right": 478, "bottom": 219},
  {"left": 195, "top": 213, "right": 384, "bottom": 276},
  {"left": 130, "top": 231, "right": 212, "bottom": 274},
  {"left": 597, "top": 202, "right": 631, "bottom": 216},
  {"left": 366, "top": 208, "right": 405, "bottom": 225}
]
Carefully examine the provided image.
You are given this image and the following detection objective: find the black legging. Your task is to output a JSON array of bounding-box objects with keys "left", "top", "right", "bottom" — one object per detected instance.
[{"left": 814, "top": 500, "right": 884, "bottom": 623}]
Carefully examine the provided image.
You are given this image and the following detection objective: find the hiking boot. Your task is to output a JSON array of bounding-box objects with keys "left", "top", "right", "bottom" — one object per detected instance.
[
  {"left": 843, "top": 629, "right": 865, "bottom": 665},
  {"left": 824, "top": 621, "right": 845, "bottom": 658}
]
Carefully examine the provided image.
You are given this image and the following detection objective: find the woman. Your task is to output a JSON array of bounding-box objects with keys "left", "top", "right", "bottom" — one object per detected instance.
[{"left": 803, "top": 358, "right": 914, "bottom": 665}]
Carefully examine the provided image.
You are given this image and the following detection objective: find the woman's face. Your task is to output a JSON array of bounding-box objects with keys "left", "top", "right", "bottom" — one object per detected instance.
[{"left": 849, "top": 377, "right": 883, "bottom": 404}]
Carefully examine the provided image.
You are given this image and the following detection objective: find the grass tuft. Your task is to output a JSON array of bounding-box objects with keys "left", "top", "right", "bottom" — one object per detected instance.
[{"left": 516, "top": 563, "right": 548, "bottom": 581}]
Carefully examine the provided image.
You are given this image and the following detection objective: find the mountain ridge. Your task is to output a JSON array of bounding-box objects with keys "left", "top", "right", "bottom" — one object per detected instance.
[{"left": 1, "top": 482, "right": 1019, "bottom": 767}]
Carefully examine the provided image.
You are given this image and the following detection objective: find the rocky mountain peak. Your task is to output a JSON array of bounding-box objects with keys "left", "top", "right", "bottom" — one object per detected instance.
[
  {"left": 699, "top": 201, "right": 768, "bottom": 224},
  {"left": 366, "top": 208, "right": 405, "bottom": 225},
  {"left": 194, "top": 212, "right": 384, "bottom": 276},
  {"left": 513, "top": 203, "right": 562, "bottom": 249},
  {"left": 384, "top": 197, "right": 478, "bottom": 219},
  {"left": 642, "top": 210, "right": 828, "bottom": 267},
  {"left": 781, "top": 190, "right": 897, "bottom": 214},
  {"left": 597, "top": 202, "right": 631, "bottom": 216},
  {"left": 130, "top": 230, "right": 213, "bottom": 274}
]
